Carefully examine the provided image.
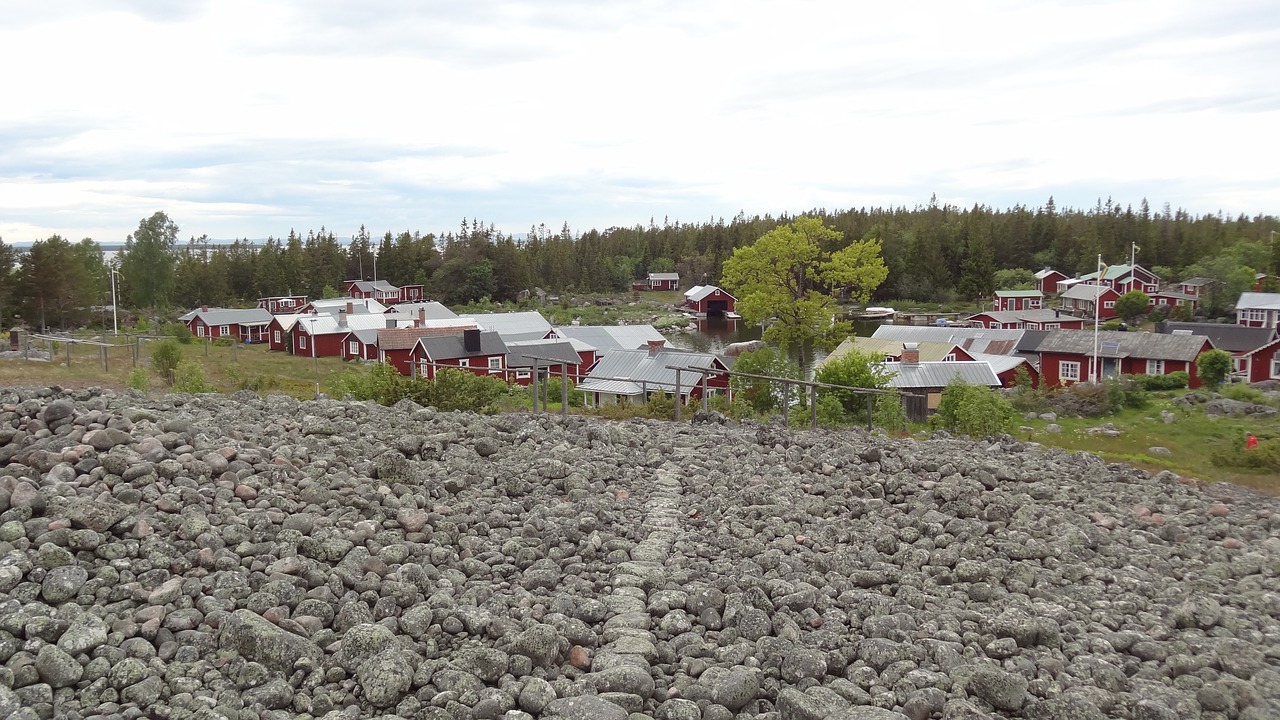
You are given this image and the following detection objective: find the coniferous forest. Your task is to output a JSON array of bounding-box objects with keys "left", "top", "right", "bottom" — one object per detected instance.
[{"left": 3, "top": 197, "right": 1279, "bottom": 329}]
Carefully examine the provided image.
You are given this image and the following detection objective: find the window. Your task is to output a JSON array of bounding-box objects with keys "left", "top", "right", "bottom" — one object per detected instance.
[
  {"left": 516, "top": 370, "right": 531, "bottom": 380},
  {"left": 1103, "top": 300, "right": 1115, "bottom": 309},
  {"left": 1146, "top": 359, "right": 1165, "bottom": 375},
  {"left": 1272, "top": 357, "right": 1280, "bottom": 379},
  {"left": 298, "top": 335, "right": 306, "bottom": 350},
  {"left": 197, "top": 325, "right": 205, "bottom": 337},
  {"left": 458, "top": 358, "right": 470, "bottom": 368},
  {"left": 1045, "top": 323, "right": 1060, "bottom": 330},
  {"left": 488, "top": 356, "right": 502, "bottom": 370},
  {"left": 1029, "top": 299, "right": 1041, "bottom": 309},
  {"left": 943, "top": 353, "right": 956, "bottom": 362},
  {"left": 220, "top": 325, "right": 230, "bottom": 336},
  {"left": 1060, "top": 361, "right": 1081, "bottom": 381},
  {"left": 274, "top": 330, "right": 281, "bottom": 343},
  {"left": 281, "top": 298, "right": 295, "bottom": 307},
  {"left": 349, "top": 341, "right": 359, "bottom": 355}
]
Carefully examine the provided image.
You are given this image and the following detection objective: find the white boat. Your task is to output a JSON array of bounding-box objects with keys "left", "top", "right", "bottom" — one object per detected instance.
[{"left": 858, "top": 306, "right": 896, "bottom": 320}]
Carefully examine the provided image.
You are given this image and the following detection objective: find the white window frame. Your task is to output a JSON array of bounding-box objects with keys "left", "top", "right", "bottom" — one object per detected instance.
[
  {"left": 1045, "top": 323, "right": 1060, "bottom": 330},
  {"left": 1060, "top": 361, "right": 1081, "bottom": 382},
  {"left": 943, "top": 353, "right": 956, "bottom": 362},
  {"left": 516, "top": 370, "right": 531, "bottom": 380},
  {"left": 298, "top": 335, "right": 306, "bottom": 350},
  {"left": 197, "top": 325, "right": 206, "bottom": 337},
  {"left": 349, "top": 340, "right": 359, "bottom": 355},
  {"left": 273, "top": 330, "right": 281, "bottom": 343},
  {"left": 1146, "top": 359, "right": 1165, "bottom": 375},
  {"left": 1029, "top": 299, "right": 1041, "bottom": 309},
  {"left": 220, "top": 325, "right": 230, "bottom": 336},
  {"left": 1272, "top": 357, "right": 1280, "bottom": 379},
  {"left": 1103, "top": 300, "right": 1116, "bottom": 309},
  {"left": 458, "top": 358, "right": 470, "bottom": 368},
  {"left": 488, "top": 356, "right": 502, "bottom": 370}
]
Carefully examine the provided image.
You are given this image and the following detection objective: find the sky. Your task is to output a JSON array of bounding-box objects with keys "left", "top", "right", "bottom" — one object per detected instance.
[{"left": 2, "top": 0, "right": 1278, "bottom": 245}]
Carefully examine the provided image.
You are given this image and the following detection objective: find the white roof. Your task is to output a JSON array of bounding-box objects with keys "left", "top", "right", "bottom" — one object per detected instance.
[
  {"left": 685, "top": 285, "right": 732, "bottom": 303},
  {"left": 684, "top": 285, "right": 705, "bottom": 298},
  {"left": 463, "top": 311, "right": 553, "bottom": 342},
  {"left": 388, "top": 301, "right": 457, "bottom": 320},
  {"left": 1034, "top": 268, "right": 1062, "bottom": 279},
  {"left": 554, "top": 324, "right": 666, "bottom": 351},
  {"left": 969, "top": 352, "right": 1029, "bottom": 375},
  {"left": 297, "top": 312, "right": 415, "bottom": 336},
  {"left": 882, "top": 360, "right": 1001, "bottom": 389},
  {"left": 308, "top": 297, "right": 389, "bottom": 314},
  {"left": 1236, "top": 292, "right": 1280, "bottom": 311}
]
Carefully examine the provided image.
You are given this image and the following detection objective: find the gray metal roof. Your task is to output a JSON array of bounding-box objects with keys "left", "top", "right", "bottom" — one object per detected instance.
[
  {"left": 414, "top": 331, "right": 508, "bottom": 361},
  {"left": 969, "top": 352, "right": 1031, "bottom": 375},
  {"left": 1155, "top": 321, "right": 1276, "bottom": 353},
  {"left": 684, "top": 285, "right": 734, "bottom": 302},
  {"left": 576, "top": 379, "right": 644, "bottom": 396},
  {"left": 388, "top": 301, "right": 457, "bottom": 320},
  {"left": 347, "top": 328, "right": 381, "bottom": 345},
  {"left": 309, "top": 297, "right": 389, "bottom": 314},
  {"left": 1036, "top": 329, "right": 1213, "bottom": 361},
  {"left": 1060, "top": 283, "right": 1113, "bottom": 300},
  {"left": 582, "top": 348, "right": 724, "bottom": 393},
  {"left": 463, "top": 311, "right": 553, "bottom": 340},
  {"left": 1236, "top": 292, "right": 1280, "bottom": 310},
  {"left": 969, "top": 309, "right": 1070, "bottom": 325},
  {"left": 872, "top": 325, "right": 1024, "bottom": 355},
  {"left": 994, "top": 290, "right": 1043, "bottom": 298},
  {"left": 648, "top": 272, "right": 680, "bottom": 281},
  {"left": 187, "top": 308, "right": 275, "bottom": 327},
  {"left": 554, "top": 324, "right": 665, "bottom": 351},
  {"left": 882, "top": 361, "right": 1001, "bottom": 389},
  {"left": 505, "top": 339, "right": 582, "bottom": 368}
]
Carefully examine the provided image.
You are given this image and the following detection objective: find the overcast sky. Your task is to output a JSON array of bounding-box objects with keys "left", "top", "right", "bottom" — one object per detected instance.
[{"left": 2, "top": 0, "right": 1277, "bottom": 244}]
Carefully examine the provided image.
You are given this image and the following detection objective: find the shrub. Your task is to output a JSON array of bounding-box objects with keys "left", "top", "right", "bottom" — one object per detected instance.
[
  {"left": 127, "top": 368, "right": 150, "bottom": 393},
  {"left": 933, "top": 378, "right": 1015, "bottom": 436},
  {"left": 731, "top": 347, "right": 801, "bottom": 414},
  {"left": 1220, "top": 383, "right": 1270, "bottom": 405},
  {"left": 174, "top": 362, "right": 213, "bottom": 393},
  {"left": 1105, "top": 375, "right": 1148, "bottom": 410},
  {"left": 423, "top": 369, "right": 506, "bottom": 413},
  {"left": 161, "top": 322, "right": 194, "bottom": 344},
  {"left": 1009, "top": 366, "right": 1049, "bottom": 412},
  {"left": 1134, "top": 371, "right": 1189, "bottom": 390},
  {"left": 545, "top": 377, "right": 585, "bottom": 408},
  {"left": 873, "top": 390, "right": 908, "bottom": 433},
  {"left": 814, "top": 348, "right": 890, "bottom": 416},
  {"left": 1195, "top": 349, "right": 1232, "bottom": 389},
  {"left": 641, "top": 392, "right": 677, "bottom": 419},
  {"left": 1212, "top": 436, "right": 1280, "bottom": 471},
  {"left": 150, "top": 339, "right": 183, "bottom": 385}
]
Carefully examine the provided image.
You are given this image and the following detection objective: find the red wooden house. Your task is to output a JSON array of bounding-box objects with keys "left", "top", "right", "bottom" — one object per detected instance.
[
  {"left": 340, "top": 329, "right": 381, "bottom": 362},
  {"left": 632, "top": 272, "right": 679, "bottom": 291},
  {"left": 266, "top": 314, "right": 303, "bottom": 352},
  {"left": 397, "top": 285, "right": 425, "bottom": 303},
  {"left": 966, "top": 309, "right": 1087, "bottom": 331},
  {"left": 409, "top": 329, "right": 509, "bottom": 380},
  {"left": 1059, "top": 284, "right": 1121, "bottom": 319},
  {"left": 1157, "top": 321, "right": 1276, "bottom": 377},
  {"left": 257, "top": 296, "right": 308, "bottom": 314},
  {"left": 292, "top": 310, "right": 415, "bottom": 358},
  {"left": 1035, "top": 269, "right": 1069, "bottom": 295},
  {"left": 1036, "top": 329, "right": 1214, "bottom": 388},
  {"left": 505, "top": 339, "right": 585, "bottom": 384},
  {"left": 992, "top": 290, "right": 1043, "bottom": 312},
  {"left": 681, "top": 286, "right": 737, "bottom": 316},
  {"left": 1241, "top": 337, "right": 1280, "bottom": 384},
  {"left": 1235, "top": 292, "right": 1280, "bottom": 329},
  {"left": 378, "top": 322, "right": 478, "bottom": 376},
  {"left": 343, "top": 280, "right": 401, "bottom": 303},
  {"left": 181, "top": 307, "right": 274, "bottom": 343}
]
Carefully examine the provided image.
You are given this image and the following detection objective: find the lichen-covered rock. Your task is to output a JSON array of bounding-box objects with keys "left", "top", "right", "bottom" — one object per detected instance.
[{"left": 219, "top": 609, "right": 323, "bottom": 672}]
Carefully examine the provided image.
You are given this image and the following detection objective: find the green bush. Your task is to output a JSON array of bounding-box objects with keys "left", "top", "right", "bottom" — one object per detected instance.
[
  {"left": 641, "top": 392, "right": 678, "bottom": 419},
  {"left": 150, "top": 338, "right": 183, "bottom": 385},
  {"left": 1220, "top": 383, "right": 1270, "bottom": 405},
  {"left": 127, "top": 367, "right": 150, "bottom": 393},
  {"left": 174, "top": 362, "right": 213, "bottom": 393},
  {"left": 545, "top": 377, "right": 585, "bottom": 408},
  {"left": 1105, "top": 375, "right": 1148, "bottom": 410},
  {"left": 424, "top": 369, "right": 506, "bottom": 413},
  {"left": 1009, "top": 365, "right": 1049, "bottom": 412},
  {"left": 731, "top": 347, "right": 801, "bottom": 414},
  {"left": 814, "top": 348, "right": 890, "bottom": 416},
  {"left": 1133, "top": 371, "right": 1189, "bottom": 390},
  {"left": 933, "top": 379, "right": 1015, "bottom": 436},
  {"left": 873, "top": 390, "right": 908, "bottom": 433},
  {"left": 1195, "top": 349, "right": 1232, "bottom": 389},
  {"left": 1212, "top": 437, "right": 1280, "bottom": 471},
  {"left": 161, "top": 322, "right": 194, "bottom": 344}
]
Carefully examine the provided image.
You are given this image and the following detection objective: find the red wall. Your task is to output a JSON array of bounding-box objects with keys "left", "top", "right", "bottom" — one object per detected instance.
[
  {"left": 1041, "top": 351, "right": 1204, "bottom": 388},
  {"left": 1247, "top": 340, "right": 1280, "bottom": 383},
  {"left": 291, "top": 326, "right": 343, "bottom": 357}
]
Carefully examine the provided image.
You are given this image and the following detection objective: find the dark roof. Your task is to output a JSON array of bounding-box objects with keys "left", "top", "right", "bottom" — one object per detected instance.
[
  {"left": 1155, "top": 321, "right": 1276, "bottom": 354},
  {"left": 413, "top": 331, "right": 508, "bottom": 360},
  {"left": 1037, "top": 329, "right": 1212, "bottom": 361},
  {"left": 505, "top": 340, "right": 582, "bottom": 369},
  {"left": 1017, "top": 330, "right": 1049, "bottom": 353}
]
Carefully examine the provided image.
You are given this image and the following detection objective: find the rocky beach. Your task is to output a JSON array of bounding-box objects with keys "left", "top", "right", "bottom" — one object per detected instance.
[{"left": 0, "top": 385, "right": 1277, "bottom": 719}]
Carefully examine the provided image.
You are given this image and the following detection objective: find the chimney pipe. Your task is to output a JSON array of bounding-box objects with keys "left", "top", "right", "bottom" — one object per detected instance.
[
  {"left": 346, "top": 301, "right": 354, "bottom": 315},
  {"left": 901, "top": 342, "right": 920, "bottom": 366},
  {"left": 464, "top": 329, "right": 482, "bottom": 352},
  {"left": 201, "top": 305, "right": 208, "bottom": 313},
  {"left": 338, "top": 309, "right": 347, "bottom": 328},
  {"left": 417, "top": 308, "right": 425, "bottom": 328}
]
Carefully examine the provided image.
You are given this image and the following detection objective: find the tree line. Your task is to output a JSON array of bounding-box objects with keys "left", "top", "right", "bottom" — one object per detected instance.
[{"left": 2, "top": 199, "right": 1278, "bottom": 330}]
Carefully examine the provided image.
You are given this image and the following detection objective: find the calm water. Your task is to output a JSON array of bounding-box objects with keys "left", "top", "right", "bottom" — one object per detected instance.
[{"left": 666, "top": 316, "right": 886, "bottom": 374}]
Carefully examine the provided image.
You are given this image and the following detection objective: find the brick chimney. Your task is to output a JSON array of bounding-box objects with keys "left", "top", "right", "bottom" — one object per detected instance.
[
  {"left": 647, "top": 339, "right": 666, "bottom": 355},
  {"left": 346, "top": 301, "right": 354, "bottom": 315},
  {"left": 201, "top": 305, "right": 208, "bottom": 312},
  {"left": 417, "top": 308, "right": 425, "bottom": 328},
  {"left": 901, "top": 342, "right": 920, "bottom": 366}
]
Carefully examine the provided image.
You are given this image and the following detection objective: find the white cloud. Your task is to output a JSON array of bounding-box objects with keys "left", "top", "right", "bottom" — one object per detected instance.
[{"left": 1, "top": 0, "right": 1277, "bottom": 243}]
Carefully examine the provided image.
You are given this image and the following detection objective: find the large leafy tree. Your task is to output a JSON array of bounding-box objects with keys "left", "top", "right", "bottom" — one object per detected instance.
[
  {"left": 119, "top": 211, "right": 179, "bottom": 307},
  {"left": 721, "top": 217, "right": 888, "bottom": 349},
  {"left": 1113, "top": 290, "right": 1151, "bottom": 323}
]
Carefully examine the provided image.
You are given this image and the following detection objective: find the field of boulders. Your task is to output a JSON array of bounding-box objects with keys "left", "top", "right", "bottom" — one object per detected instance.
[{"left": 0, "top": 385, "right": 1277, "bottom": 720}]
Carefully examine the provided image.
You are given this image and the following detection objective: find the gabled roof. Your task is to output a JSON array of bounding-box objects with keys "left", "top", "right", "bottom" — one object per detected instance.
[
  {"left": 648, "top": 272, "right": 680, "bottom": 281},
  {"left": 970, "top": 352, "right": 1033, "bottom": 375},
  {"left": 345, "top": 328, "right": 382, "bottom": 346},
  {"left": 822, "top": 337, "right": 962, "bottom": 366},
  {"left": 1060, "top": 283, "right": 1116, "bottom": 301},
  {"left": 297, "top": 312, "right": 415, "bottom": 336},
  {"left": 881, "top": 361, "right": 1001, "bottom": 389},
  {"left": 463, "top": 312, "right": 553, "bottom": 343},
  {"left": 1034, "top": 268, "right": 1065, "bottom": 279},
  {"left": 871, "top": 325, "right": 1024, "bottom": 356},
  {"left": 505, "top": 339, "right": 582, "bottom": 369},
  {"left": 1179, "top": 277, "right": 1215, "bottom": 287},
  {"left": 1236, "top": 292, "right": 1280, "bottom": 311},
  {"left": 579, "top": 348, "right": 725, "bottom": 395},
  {"left": 969, "top": 309, "right": 1074, "bottom": 325},
  {"left": 269, "top": 313, "right": 305, "bottom": 332},
  {"left": 994, "top": 289, "right": 1043, "bottom": 298},
  {"left": 182, "top": 308, "right": 275, "bottom": 327},
  {"left": 413, "top": 331, "right": 508, "bottom": 361},
  {"left": 307, "top": 297, "right": 389, "bottom": 314},
  {"left": 1037, "top": 329, "right": 1212, "bottom": 361},
  {"left": 377, "top": 322, "right": 478, "bottom": 351},
  {"left": 1155, "top": 321, "right": 1276, "bottom": 354},
  {"left": 350, "top": 280, "right": 400, "bottom": 293},
  {"left": 1077, "top": 263, "right": 1155, "bottom": 282},
  {"left": 685, "top": 285, "right": 735, "bottom": 303},
  {"left": 387, "top": 301, "right": 457, "bottom": 320},
  {"left": 555, "top": 324, "right": 666, "bottom": 352}
]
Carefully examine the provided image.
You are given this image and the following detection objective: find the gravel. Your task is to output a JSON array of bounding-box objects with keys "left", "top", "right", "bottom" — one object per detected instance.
[{"left": 0, "top": 385, "right": 1278, "bottom": 720}]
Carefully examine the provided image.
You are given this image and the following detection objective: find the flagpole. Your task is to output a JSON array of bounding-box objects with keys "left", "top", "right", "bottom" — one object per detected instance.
[{"left": 1093, "top": 254, "right": 1103, "bottom": 383}]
